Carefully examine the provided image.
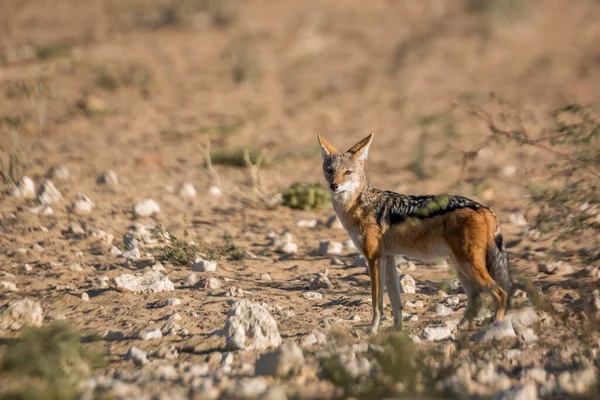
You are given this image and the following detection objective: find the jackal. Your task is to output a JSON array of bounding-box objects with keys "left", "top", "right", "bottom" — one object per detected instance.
[{"left": 318, "top": 133, "right": 512, "bottom": 334}]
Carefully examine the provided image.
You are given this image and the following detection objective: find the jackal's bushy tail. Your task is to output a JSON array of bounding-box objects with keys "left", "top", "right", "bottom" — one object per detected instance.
[{"left": 486, "top": 229, "right": 513, "bottom": 308}]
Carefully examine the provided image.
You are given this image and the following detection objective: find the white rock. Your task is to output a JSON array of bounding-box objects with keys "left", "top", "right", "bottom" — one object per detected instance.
[
  {"left": 72, "top": 193, "right": 95, "bottom": 215},
  {"left": 179, "top": 183, "right": 197, "bottom": 199},
  {"left": 0, "top": 298, "right": 43, "bottom": 330},
  {"left": 81, "top": 292, "right": 90, "bottom": 302},
  {"left": 134, "top": 199, "right": 160, "bottom": 217},
  {"left": 538, "top": 260, "right": 572, "bottom": 275},
  {"left": 138, "top": 327, "right": 163, "bottom": 340},
  {"left": 97, "top": 170, "right": 119, "bottom": 186},
  {"left": 296, "top": 219, "right": 317, "bottom": 228},
  {"left": 37, "top": 180, "right": 63, "bottom": 204},
  {"left": 125, "top": 346, "right": 148, "bottom": 366},
  {"left": 319, "top": 241, "right": 343, "bottom": 255},
  {"left": 232, "top": 377, "right": 268, "bottom": 399},
  {"left": 343, "top": 239, "right": 356, "bottom": 249},
  {"left": 259, "top": 385, "right": 288, "bottom": 400},
  {"left": 509, "top": 214, "right": 528, "bottom": 227},
  {"left": 409, "top": 334, "right": 421, "bottom": 343},
  {"left": 445, "top": 296, "right": 460, "bottom": 307},
  {"left": 399, "top": 274, "right": 416, "bottom": 294},
  {"left": 0, "top": 281, "right": 18, "bottom": 292},
  {"left": 224, "top": 300, "right": 281, "bottom": 350},
  {"left": 326, "top": 215, "right": 344, "bottom": 229},
  {"left": 557, "top": 368, "right": 597, "bottom": 394},
  {"left": 493, "top": 383, "right": 537, "bottom": 400},
  {"left": 49, "top": 165, "right": 69, "bottom": 180},
  {"left": 190, "top": 257, "right": 217, "bottom": 272},
  {"left": 121, "top": 247, "right": 140, "bottom": 260},
  {"left": 208, "top": 185, "right": 222, "bottom": 196},
  {"left": 502, "top": 165, "right": 518, "bottom": 177},
  {"left": 12, "top": 176, "right": 36, "bottom": 199},
  {"left": 276, "top": 242, "right": 297, "bottom": 254},
  {"left": 184, "top": 273, "right": 199, "bottom": 286},
  {"left": 422, "top": 326, "right": 453, "bottom": 341},
  {"left": 29, "top": 204, "right": 53, "bottom": 215},
  {"left": 310, "top": 270, "right": 333, "bottom": 289},
  {"left": 472, "top": 319, "right": 516, "bottom": 342},
  {"left": 300, "top": 329, "right": 327, "bottom": 347},
  {"left": 349, "top": 315, "right": 361, "bottom": 322},
  {"left": 112, "top": 271, "right": 174, "bottom": 293},
  {"left": 256, "top": 341, "right": 305, "bottom": 377},
  {"left": 110, "top": 246, "right": 123, "bottom": 257},
  {"left": 433, "top": 303, "right": 453, "bottom": 316},
  {"left": 397, "top": 257, "right": 417, "bottom": 271},
  {"left": 201, "top": 277, "right": 222, "bottom": 289},
  {"left": 505, "top": 307, "right": 538, "bottom": 327},
  {"left": 260, "top": 273, "right": 272, "bottom": 281},
  {"left": 302, "top": 291, "right": 323, "bottom": 300},
  {"left": 352, "top": 255, "right": 367, "bottom": 267}
]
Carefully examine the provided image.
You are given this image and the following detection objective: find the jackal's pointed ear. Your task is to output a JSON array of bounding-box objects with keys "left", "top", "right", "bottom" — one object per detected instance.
[
  {"left": 346, "top": 133, "right": 374, "bottom": 161},
  {"left": 317, "top": 134, "right": 337, "bottom": 158}
]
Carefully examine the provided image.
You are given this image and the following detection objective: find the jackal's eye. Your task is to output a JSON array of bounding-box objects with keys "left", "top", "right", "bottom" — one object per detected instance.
[
  {"left": 345, "top": 170, "right": 353, "bottom": 175},
  {"left": 326, "top": 167, "right": 333, "bottom": 174}
]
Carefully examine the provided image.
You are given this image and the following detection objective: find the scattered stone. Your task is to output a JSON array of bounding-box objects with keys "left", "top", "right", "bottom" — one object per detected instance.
[
  {"left": 330, "top": 257, "right": 344, "bottom": 266},
  {"left": 397, "top": 257, "right": 417, "bottom": 271},
  {"left": 505, "top": 307, "right": 539, "bottom": 327},
  {"left": 138, "top": 327, "right": 163, "bottom": 340},
  {"left": 509, "top": 214, "right": 528, "bottom": 227},
  {"left": 557, "top": 368, "right": 597, "bottom": 395},
  {"left": 260, "top": 273, "right": 272, "bottom": 281},
  {"left": 475, "top": 362, "right": 512, "bottom": 391},
  {"left": 45, "top": 311, "right": 66, "bottom": 321},
  {"left": 256, "top": 341, "right": 305, "bottom": 378},
  {"left": 208, "top": 185, "right": 222, "bottom": 196},
  {"left": 493, "top": 383, "right": 537, "bottom": 400},
  {"left": 29, "top": 204, "right": 53, "bottom": 215},
  {"left": 344, "top": 239, "right": 356, "bottom": 249},
  {"left": 184, "top": 273, "right": 199, "bottom": 286},
  {"left": 121, "top": 247, "right": 141, "bottom": 260},
  {"left": 472, "top": 319, "right": 516, "bottom": 342},
  {"left": 300, "top": 329, "right": 328, "bottom": 347},
  {"left": 93, "top": 276, "right": 110, "bottom": 289},
  {"left": 352, "top": 255, "right": 367, "bottom": 267},
  {"left": 445, "top": 296, "right": 460, "bottom": 307},
  {"left": 110, "top": 246, "right": 122, "bottom": 257},
  {"left": 81, "top": 292, "right": 90, "bottom": 302},
  {"left": 302, "top": 291, "right": 323, "bottom": 300},
  {"left": 125, "top": 346, "right": 148, "bottom": 366},
  {"left": 12, "top": 176, "right": 36, "bottom": 199},
  {"left": 179, "top": 183, "right": 197, "bottom": 200},
  {"left": 97, "top": 170, "right": 119, "bottom": 186},
  {"left": 349, "top": 315, "right": 361, "bottom": 322},
  {"left": 502, "top": 165, "right": 518, "bottom": 177},
  {"left": 230, "top": 377, "right": 268, "bottom": 399},
  {"left": 319, "top": 241, "right": 343, "bottom": 255},
  {"left": 21, "top": 264, "right": 32, "bottom": 273},
  {"left": 0, "top": 281, "right": 18, "bottom": 292},
  {"left": 310, "top": 269, "right": 333, "bottom": 289},
  {"left": 112, "top": 271, "right": 174, "bottom": 293},
  {"left": 259, "top": 385, "right": 288, "bottom": 400},
  {"left": 78, "top": 94, "right": 107, "bottom": 113},
  {"left": 37, "top": 180, "right": 63, "bottom": 204},
  {"left": 48, "top": 165, "right": 69, "bottom": 181},
  {"left": 433, "top": 303, "right": 453, "bottom": 316},
  {"left": 409, "top": 334, "right": 421, "bottom": 343},
  {"left": 296, "top": 219, "right": 317, "bottom": 228},
  {"left": 224, "top": 300, "right": 281, "bottom": 350},
  {"left": 0, "top": 298, "right": 43, "bottom": 331},
  {"left": 422, "top": 326, "right": 453, "bottom": 341},
  {"left": 104, "top": 330, "right": 125, "bottom": 341},
  {"left": 72, "top": 193, "right": 95, "bottom": 215},
  {"left": 134, "top": 199, "right": 160, "bottom": 217},
  {"left": 538, "top": 260, "right": 573, "bottom": 275},
  {"left": 277, "top": 242, "right": 297, "bottom": 255},
  {"left": 404, "top": 313, "right": 419, "bottom": 322},
  {"left": 200, "top": 277, "right": 222, "bottom": 289},
  {"left": 226, "top": 286, "right": 245, "bottom": 297},
  {"left": 399, "top": 274, "right": 416, "bottom": 294},
  {"left": 326, "top": 215, "right": 344, "bottom": 229},
  {"left": 190, "top": 257, "right": 217, "bottom": 272}
]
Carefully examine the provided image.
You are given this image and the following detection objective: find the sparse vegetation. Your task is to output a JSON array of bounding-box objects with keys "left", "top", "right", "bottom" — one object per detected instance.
[
  {"left": 135, "top": 0, "right": 237, "bottom": 29},
  {"left": 0, "top": 323, "right": 105, "bottom": 400},
  {"left": 282, "top": 182, "right": 331, "bottom": 211},
  {"left": 160, "top": 230, "right": 245, "bottom": 264},
  {"left": 0, "top": 117, "right": 24, "bottom": 186},
  {"left": 210, "top": 147, "right": 271, "bottom": 167}
]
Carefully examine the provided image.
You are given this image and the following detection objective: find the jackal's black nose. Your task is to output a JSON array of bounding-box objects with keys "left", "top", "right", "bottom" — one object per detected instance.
[{"left": 330, "top": 183, "right": 339, "bottom": 191}]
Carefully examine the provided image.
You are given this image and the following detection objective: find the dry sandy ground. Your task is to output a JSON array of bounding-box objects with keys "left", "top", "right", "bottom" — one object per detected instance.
[{"left": 1, "top": 1, "right": 599, "bottom": 399}]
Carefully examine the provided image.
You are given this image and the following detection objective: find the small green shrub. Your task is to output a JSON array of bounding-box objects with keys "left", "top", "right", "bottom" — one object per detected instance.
[
  {"left": 210, "top": 147, "right": 271, "bottom": 167},
  {"left": 282, "top": 182, "right": 331, "bottom": 211},
  {"left": 160, "top": 232, "right": 245, "bottom": 264},
  {"left": 0, "top": 323, "right": 105, "bottom": 400}
]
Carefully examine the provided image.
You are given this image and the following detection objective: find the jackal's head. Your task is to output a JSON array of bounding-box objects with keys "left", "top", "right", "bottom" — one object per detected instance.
[{"left": 317, "top": 133, "right": 373, "bottom": 199}]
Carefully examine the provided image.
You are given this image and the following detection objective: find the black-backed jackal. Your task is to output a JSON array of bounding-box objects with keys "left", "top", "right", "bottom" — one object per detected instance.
[{"left": 318, "top": 133, "right": 513, "bottom": 334}]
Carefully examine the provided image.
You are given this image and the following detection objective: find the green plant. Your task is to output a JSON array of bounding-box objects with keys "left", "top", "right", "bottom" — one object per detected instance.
[
  {"left": 0, "top": 323, "right": 105, "bottom": 400},
  {"left": 282, "top": 182, "right": 331, "bottom": 211},
  {"left": 210, "top": 147, "right": 271, "bottom": 167},
  {"left": 221, "top": 234, "right": 245, "bottom": 261}
]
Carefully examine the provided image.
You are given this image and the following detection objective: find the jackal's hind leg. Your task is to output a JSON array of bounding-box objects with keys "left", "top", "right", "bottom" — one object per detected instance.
[{"left": 384, "top": 255, "right": 402, "bottom": 330}]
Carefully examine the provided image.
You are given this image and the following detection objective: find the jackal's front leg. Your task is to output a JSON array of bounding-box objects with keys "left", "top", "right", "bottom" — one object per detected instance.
[{"left": 367, "top": 256, "right": 383, "bottom": 334}]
